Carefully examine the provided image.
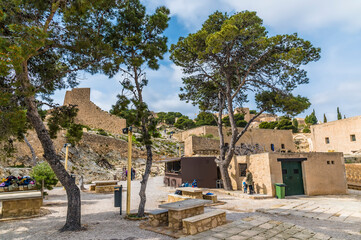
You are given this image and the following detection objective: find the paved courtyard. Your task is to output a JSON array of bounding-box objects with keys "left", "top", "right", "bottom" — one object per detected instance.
[{"left": 179, "top": 215, "right": 335, "bottom": 240}]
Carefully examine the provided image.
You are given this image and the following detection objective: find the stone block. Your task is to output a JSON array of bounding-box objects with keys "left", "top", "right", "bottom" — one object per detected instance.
[{"left": 203, "top": 194, "right": 217, "bottom": 203}]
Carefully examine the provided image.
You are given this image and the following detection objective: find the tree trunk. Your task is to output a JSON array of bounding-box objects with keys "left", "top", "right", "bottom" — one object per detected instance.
[
  {"left": 25, "top": 95, "right": 81, "bottom": 231},
  {"left": 23, "top": 134, "right": 37, "bottom": 166},
  {"left": 219, "top": 162, "right": 232, "bottom": 190},
  {"left": 137, "top": 143, "right": 152, "bottom": 217}
]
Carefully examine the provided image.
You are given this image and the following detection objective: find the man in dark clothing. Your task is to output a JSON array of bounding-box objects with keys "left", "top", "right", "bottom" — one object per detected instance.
[{"left": 245, "top": 169, "right": 254, "bottom": 194}]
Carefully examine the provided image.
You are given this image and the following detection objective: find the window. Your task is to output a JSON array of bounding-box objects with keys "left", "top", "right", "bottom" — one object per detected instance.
[
  {"left": 325, "top": 137, "right": 330, "bottom": 144},
  {"left": 281, "top": 144, "right": 285, "bottom": 149},
  {"left": 239, "top": 163, "right": 247, "bottom": 177},
  {"left": 331, "top": 161, "right": 335, "bottom": 164},
  {"left": 166, "top": 161, "right": 181, "bottom": 173},
  {"left": 350, "top": 134, "right": 356, "bottom": 142},
  {"left": 327, "top": 161, "right": 330, "bottom": 164},
  {"left": 270, "top": 144, "right": 275, "bottom": 151}
]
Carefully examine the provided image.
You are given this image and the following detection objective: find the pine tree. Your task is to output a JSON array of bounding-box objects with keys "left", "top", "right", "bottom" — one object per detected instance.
[{"left": 337, "top": 107, "right": 342, "bottom": 120}]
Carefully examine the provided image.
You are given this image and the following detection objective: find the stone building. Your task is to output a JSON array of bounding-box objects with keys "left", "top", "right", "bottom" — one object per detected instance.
[
  {"left": 174, "top": 126, "right": 296, "bottom": 156},
  {"left": 229, "top": 152, "right": 347, "bottom": 196},
  {"left": 310, "top": 116, "right": 361, "bottom": 154},
  {"left": 63, "top": 88, "right": 126, "bottom": 135}
]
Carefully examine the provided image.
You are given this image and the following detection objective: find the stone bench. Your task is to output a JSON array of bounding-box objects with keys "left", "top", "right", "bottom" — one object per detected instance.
[
  {"left": 0, "top": 191, "right": 43, "bottom": 218},
  {"left": 203, "top": 193, "right": 217, "bottom": 203},
  {"left": 95, "top": 185, "right": 119, "bottom": 193},
  {"left": 148, "top": 209, "right": 168, "bottom": 227},
  {"left": 93, "top": 180, "right": 118, "bottom": 186},
  {"left": 168, "top": 193, "right": 191, "bottom": 203},
  {"left": 182, "top": 210, "right": 226, "bottom": 235}
]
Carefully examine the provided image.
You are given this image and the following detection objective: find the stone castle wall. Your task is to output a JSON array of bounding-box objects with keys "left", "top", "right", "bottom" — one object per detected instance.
[
  {"left": 63, "top": 88, "right": 126, "bottom": 135},
  {"left": 177, "top": 126, "right": 296, "bottom": 156},
  {"left": 310, "top": 116, "right": 361, "bottom": 154}
]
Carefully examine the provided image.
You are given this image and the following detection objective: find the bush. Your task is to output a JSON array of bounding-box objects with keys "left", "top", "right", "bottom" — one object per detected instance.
[
  {"left": 303, "top": 127, "right": 311, "bottom": 133},
  {"left": 31, "top": 162, "right": 58, "bottom": 190},
  {"left": 97, "top": 129, "right": 108, "bottom": 136}
]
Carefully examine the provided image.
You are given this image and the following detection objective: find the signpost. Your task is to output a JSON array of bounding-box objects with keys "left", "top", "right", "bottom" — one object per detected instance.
[{"left": 123, "top": 127, "right": 133, "bottom": 215}]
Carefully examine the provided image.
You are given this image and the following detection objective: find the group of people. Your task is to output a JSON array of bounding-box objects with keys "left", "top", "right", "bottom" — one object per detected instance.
[{"left": 243, "top": 169, "right": 254, "bottom": 195}]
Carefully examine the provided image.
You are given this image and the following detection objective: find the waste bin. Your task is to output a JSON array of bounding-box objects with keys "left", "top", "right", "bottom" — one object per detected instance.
[
  {"left": 275, "top": 183, "right": 286, "bottom": 199},
  {"left": 114, "top": 185, "right": 122, "bottom": 215}
]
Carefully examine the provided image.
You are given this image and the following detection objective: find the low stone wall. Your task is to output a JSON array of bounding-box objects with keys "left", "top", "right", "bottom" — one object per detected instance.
[
  {"left": 182, "top": 211, "right": 226, "bottom": 235},
  {"left": 203, "top": 194, "right": 217, "bottom": 203},
  {"left": 181, "top": 191, "right": 203, "bottom": 199},
  {"left": 94, "top": 185, "right": 118, "bottom": 193},
  {"left": 148, "top": 210, "right": 168, "bottom": 227},
  {"left": 167, "top": 194, "right": 190, "bottom": 203},
  {"left": 168, "top": 206, "right": 204, "bottom": 230},
  {"left": 1, "top": 197, "right": 42, "bottom": 218},
  {"left": 345, "top": 164, "right": 361, "bottom": 188}
]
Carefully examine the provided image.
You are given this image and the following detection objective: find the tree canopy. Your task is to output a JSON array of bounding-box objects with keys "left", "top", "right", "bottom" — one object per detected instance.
[
  {"left": 305, "top": 109, "right": 318, "bottom": 125},
  {"left": 170, "top": 10, "right": 320, "bottom": 190}
]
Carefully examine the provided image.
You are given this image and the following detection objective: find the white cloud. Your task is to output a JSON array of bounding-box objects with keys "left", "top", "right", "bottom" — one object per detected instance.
[{"left": 145, "top": 0, "right": 361, "bottom": 33}]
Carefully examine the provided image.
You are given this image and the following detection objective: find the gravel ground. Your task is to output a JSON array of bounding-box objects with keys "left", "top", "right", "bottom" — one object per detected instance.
[{"left": 0, "top": 176, "right": 360, "bottom": 240}]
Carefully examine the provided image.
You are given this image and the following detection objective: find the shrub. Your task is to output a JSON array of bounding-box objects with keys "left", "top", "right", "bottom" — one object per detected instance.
[
  {"left": 97, "top": 129, "right": 108, "bottom": 136},
  {"left": 31, "top": 162, "right": 58, "bottom": 190}
]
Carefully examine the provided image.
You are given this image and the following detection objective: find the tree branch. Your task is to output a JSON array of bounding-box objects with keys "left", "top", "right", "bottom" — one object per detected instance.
[{"left": 235, "top": 109, "right": 265, "bottom": 143}]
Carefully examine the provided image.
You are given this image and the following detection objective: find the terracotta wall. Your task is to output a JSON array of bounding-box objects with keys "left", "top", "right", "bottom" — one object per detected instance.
[{"left": 310, "top": 116, "right": 361, "bottom": 154}]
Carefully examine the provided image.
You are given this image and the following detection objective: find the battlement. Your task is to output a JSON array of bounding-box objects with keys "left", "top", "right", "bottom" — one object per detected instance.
[{"left": 63, "top": 88, "right": 126, "bottom": 135}]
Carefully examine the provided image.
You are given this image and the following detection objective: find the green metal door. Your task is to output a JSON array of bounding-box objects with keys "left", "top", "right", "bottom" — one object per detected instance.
[{"left": 281, "top": 161, "right": 304, "bottom": 196}]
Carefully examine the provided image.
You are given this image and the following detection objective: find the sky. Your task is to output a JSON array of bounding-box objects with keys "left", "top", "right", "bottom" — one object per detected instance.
[{"left": 52, "top": 0, "right": 361, "bottom": 121}]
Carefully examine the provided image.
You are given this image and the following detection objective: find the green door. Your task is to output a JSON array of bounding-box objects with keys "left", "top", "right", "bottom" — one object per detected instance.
[{"left": 281, "top": 161, "right": 304, "bottom": 196}]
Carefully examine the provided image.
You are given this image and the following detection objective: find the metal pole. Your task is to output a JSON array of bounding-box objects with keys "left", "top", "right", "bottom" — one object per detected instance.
[{"left": 126, "top": 130, "right": 132, "bottom": 215}]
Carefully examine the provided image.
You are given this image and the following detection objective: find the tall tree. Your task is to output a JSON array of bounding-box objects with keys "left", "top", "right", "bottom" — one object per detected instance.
[
  {"left": 170, "top": 11, "right": 319, "bottom": 190},
  {"left": 337, "top": 107, "right": 342, "bottom": 120},
  {"left": 323, "top": 114, "right": 327, "bottom": 123},
  {"left": 0, "top": 0, "right": 120, "bottom": 230},
  {"left": 108, "top": 0, "right": 170, "bottom": 217},
  {"left": 195, "top": 112, "right": 217, "bottom": 126},
  {"left": 305, "top": 109, "right": 318, "bottom": 125}
]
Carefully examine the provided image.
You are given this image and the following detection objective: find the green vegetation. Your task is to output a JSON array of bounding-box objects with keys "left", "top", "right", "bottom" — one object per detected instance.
[
  {"left": 31, "top": 162, "right": 58, "bottom": 190},
  {"left": 194, "top": 112, "right": 217, "bottom": 126},
  {"left": 303, "top": 127, "right": 311, "bottom": 133},
  {"left": 156, "top": 112, "right": 183, "bottom": 125},
  {"left": 97, "top": 129, "right": 108, "bottom": 136},
  {"left": 337, "top": 107, "right": 342, "bottom": 120},
  {"left": 222, "top": 114, "right": 247, "bottom": 127},
  {"left": 305, "top": 109, "right": 318, "bottom": 125},
  {"left": 170, "top": 10, "right": 319, "bottom": 190},
  {"left": 323, "top": 114, "right": 327, "bottom": 123},
  {"left": 174, "top": 116, "right": 196, "bottom": 130}
]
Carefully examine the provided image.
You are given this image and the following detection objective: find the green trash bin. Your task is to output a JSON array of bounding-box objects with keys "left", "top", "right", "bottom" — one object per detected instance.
[{"left": 275, "top": 183, "right": 286, "bottom": 199}]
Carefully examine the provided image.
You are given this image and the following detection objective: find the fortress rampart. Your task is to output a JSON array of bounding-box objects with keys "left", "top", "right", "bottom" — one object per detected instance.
[{"left": 63, "top": 88, "right": 126, "bottom": 135}]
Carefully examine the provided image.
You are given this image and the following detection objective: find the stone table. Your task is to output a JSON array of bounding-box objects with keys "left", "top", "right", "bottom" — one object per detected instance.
[
  {"left": 159, "top": 199, "right": 211, "bottom": 230},
  {"left": 176, "top": 187, "right": 204, "bottom": 199}
]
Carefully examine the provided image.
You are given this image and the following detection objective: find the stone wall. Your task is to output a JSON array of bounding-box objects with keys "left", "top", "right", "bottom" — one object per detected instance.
[
  {"left": 1, "top": 197, "right": 42, "bottom": 218},
  {"left": 310, "top": 116, "right": 361, "bottom": 154},
  {"left": 231, "top": 153, "right": 272, "bottom": 194},
  {"left": 345, "top": 163, "right": 361, "bottom": 187},
  {"left": 230, "top": 152, "right": 347, "bottom": 196},
  {"left": 184, "top": 136, "right": 219, "bottom": 157},
  {"left": 179, "top": 126, "right": 295, "bottom": 157},
  {"left": 63, "top": 88, "right": 126, "bottom": 135}
]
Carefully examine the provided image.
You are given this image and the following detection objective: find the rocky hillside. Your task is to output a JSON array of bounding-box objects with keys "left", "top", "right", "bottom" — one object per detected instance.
[{"left": 0, "top": 128, "right": 181, "bottom": 183}]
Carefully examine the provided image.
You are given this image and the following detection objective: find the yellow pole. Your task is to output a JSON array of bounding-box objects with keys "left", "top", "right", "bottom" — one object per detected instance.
[
  {"left": 65, "top": 144, "right": 69, "bottom": 171},
  {"left": 126, "top": 130, "right": 132, "bottom": 215}
]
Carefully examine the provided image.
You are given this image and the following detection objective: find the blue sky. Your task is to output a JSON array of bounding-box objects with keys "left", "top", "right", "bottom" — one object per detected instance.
[{"left": 52, "top": 0, "right": 361, "bottom": 121}]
